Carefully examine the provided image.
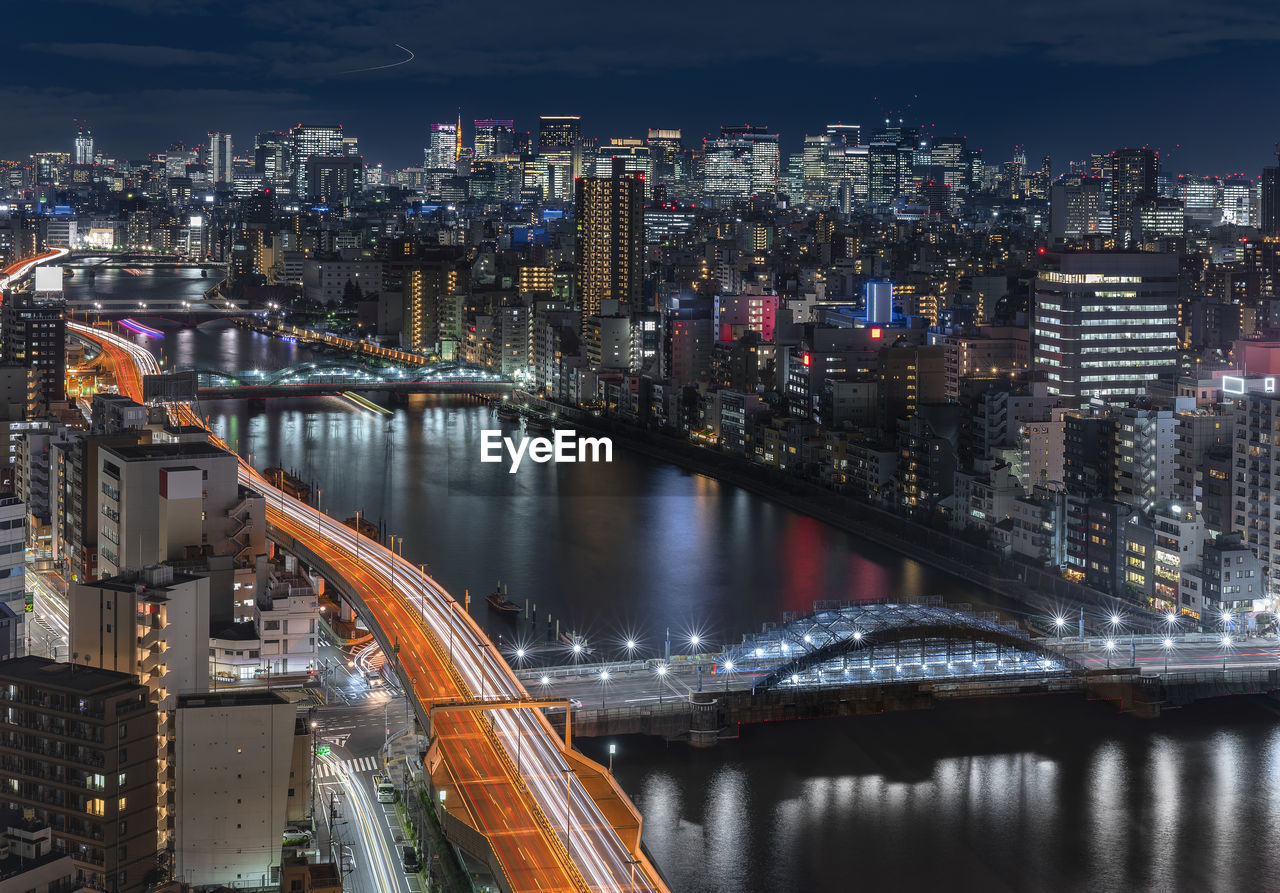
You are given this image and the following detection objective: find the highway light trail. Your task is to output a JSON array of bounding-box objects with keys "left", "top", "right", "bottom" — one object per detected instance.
[{"left": 68, "top": 318, "right": 667, "bottom": 893}]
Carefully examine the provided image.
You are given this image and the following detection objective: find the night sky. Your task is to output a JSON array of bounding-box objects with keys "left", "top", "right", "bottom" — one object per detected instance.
[{"left": 6, "top": 0, "right": 1280, "bottom": 175}]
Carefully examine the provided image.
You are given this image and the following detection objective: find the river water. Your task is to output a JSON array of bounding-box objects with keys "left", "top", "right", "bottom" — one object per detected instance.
[{"left": 74, "top": 271, "right": 1280, "bottom": 893}]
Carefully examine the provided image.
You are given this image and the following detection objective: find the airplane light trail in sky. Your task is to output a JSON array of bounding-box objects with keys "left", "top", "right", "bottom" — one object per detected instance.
[{"left": 340, "top": 44, "right": 415, "bottom": 74}]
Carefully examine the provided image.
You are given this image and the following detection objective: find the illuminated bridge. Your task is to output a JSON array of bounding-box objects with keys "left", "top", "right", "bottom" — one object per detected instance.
[
  {"left": 731, "top": 601, "right": 1082, "bottom": 691},
  {"left": 184, "top": 360, "right": 514, "bottom": 398}
]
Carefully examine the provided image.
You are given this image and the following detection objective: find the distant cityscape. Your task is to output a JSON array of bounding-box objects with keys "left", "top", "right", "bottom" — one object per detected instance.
[{"left": 0, "top": 106, "right": 1278, "bottom": 893}]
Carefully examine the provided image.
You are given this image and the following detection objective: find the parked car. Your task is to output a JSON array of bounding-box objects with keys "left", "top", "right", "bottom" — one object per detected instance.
[{"left": 402, "top": 846, "right": 420, "bottom": 872}]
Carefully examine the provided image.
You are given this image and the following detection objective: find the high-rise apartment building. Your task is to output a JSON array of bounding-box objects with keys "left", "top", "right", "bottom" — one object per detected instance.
[
  {"left": 574, "top": 158, "right": 645, "bottom": 319},
  {"left": 207, "top": 132, "right": 233, "bottom": 184},
  {"left": 0, "top": 656, "right": 158, "bottom": 893},
  {"left": 2, "top": 293, "right": 66, "bottom": 409},
  {"left": 1110, "top": 147, "right": 1158, "bottom": 248},
  {"left": 1033, "top": 252, "right": 1179, "bottom": 407}
]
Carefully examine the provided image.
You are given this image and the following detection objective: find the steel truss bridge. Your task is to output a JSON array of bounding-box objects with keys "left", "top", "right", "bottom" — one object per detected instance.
[{"left": 723, "top": 601, "right": 1084, "bottom": 692}]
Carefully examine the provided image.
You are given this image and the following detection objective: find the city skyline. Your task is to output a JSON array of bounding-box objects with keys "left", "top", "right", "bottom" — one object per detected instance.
[{"left": 4, "top": 0, "right": 1280, "bottom": 172}]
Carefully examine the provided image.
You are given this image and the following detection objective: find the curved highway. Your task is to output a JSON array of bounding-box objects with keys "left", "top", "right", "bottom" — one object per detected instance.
[{"left": 66, "top": 318, "right": 666, "bottom": 893}]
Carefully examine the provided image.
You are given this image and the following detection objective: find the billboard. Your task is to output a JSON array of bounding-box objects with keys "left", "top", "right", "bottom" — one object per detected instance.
[{"left": 33, "top": 266, "right": 64, "bottom": 293}]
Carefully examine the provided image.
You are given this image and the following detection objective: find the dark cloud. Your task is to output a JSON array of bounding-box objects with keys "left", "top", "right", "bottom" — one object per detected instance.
[
  {"left": 26, "top": 42, "right": 242, "bottom": 67},
  {"left": 5, "top": 0, "right": 1279, "bottom": 171}
]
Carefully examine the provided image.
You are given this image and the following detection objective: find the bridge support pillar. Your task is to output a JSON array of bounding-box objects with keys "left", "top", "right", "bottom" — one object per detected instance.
[
  {"left": 340, "top": 598, "right": 355, "bottom": 624},
  {"left": 688, "top": 694, "right": 721, "bottom": 748}
]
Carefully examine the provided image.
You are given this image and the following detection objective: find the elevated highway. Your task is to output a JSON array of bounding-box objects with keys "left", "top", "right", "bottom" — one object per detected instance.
[{"left": 67, "top": 317, "right": 668, "bottom": 892}]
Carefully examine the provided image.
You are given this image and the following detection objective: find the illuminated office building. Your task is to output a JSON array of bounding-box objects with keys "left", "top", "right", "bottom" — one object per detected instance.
[
  {"left": 594, "top": 139, "right": 653, "bottom": 185},
  {"left": 474, "top": 119, "right": 515, "bottom": 158},
  {"left": 719, "top": 125, "right": 780, "bottom": 199},
  {"left": 426, "top": 123, "right": 458, "bottom": 170},
  {"left": 539, "top": 115, "right": 582, "bottom": 201},
  {"left": 703, "top": 136, "right": 753, "bottom": 207},
  {"left": 73, "top": 126, "right": 93, "bottom": 165},
  {"left": 253, "top": 131, "right": 290, "bottom": 187},
  {"left": 1033, "top": 252, "right": 1178, "bottom": 407},
  {"left": 289, "top": 124, "right": 344, "bottom": 199},
  {"left": 1110, "top": 147, "right": 1158, "bottom": 248},
  {"left": 207, "top": 132, "right": 232, "bottom": 184}
]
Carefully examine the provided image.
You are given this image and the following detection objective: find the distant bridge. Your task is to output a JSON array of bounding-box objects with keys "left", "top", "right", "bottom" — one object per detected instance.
[
  {"left": 186, "top": 359, "right": 514, "bottom": 398},
  {"left": 516, "top": 600, "right": 1280, "bottom": 745},
  {"left": 63, "top": 250, "right": 222, "bottom": 268}
]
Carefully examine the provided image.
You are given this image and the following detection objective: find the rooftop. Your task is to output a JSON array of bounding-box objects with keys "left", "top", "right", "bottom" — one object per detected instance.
[
  {"left": 177, "top": 691, "right": 289, "bottom": 709},
  {"left": 0, "top": 655, "right": 146, "bottom": 695}
]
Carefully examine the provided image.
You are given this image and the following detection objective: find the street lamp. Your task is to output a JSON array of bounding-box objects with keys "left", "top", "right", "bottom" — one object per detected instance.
[
  {"left": 608, "top": 743, "right": 616, "bottom": 775},
  {"left": 1104, "top": 639, "right": 1116, "bottom": 668},
  {"left": 1162, "top": 637, "right": 1174, "bottom": 673},
  {"left": 624, "top": 639, "right": 638, "bottom": 664},
  {"left": 655, "top": 664, "right": 668, "bottom": 705},
  {"left": 599, "top": 670, "right": 610, "bottom": 709},
  {"left": 1221, "top": 635, "right": 1232, "bottom": 671},
  {"left": 722, "top": 659, "right": 734, "bottom": 692},
  {"left": 1052, "top": 615, "right": 1067, "bottom": 640}
]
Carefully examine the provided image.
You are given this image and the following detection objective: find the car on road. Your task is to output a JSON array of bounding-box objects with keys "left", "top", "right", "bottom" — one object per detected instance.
[
  {"left": 364, "top": 668, "right": 383, "bottom": 687},
  {"left": 402, "top": 846, "right": 420, "bottom": 872},
  {"left": 375, "top": 774, "right": 396, "bottom": 803},
  {"left": 282, "top": 827, "right": 312, "bottom": 845}
]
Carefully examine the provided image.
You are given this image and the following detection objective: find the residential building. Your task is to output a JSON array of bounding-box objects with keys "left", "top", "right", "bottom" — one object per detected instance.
[{"left": 0, "top": 656, "right": 158, "bottom": 893}]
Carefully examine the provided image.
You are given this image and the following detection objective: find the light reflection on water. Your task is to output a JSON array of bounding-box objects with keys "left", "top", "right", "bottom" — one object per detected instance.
[{"left": 593, "top": 698, "right": 1280, "bottom": 893}]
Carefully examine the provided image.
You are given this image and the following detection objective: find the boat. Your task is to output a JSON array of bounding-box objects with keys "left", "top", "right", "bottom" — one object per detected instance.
[
  {"left": 486, "top": 582, "right": 521, "bottom": 616},
  {"left": 62, "top": 267, "right": 74, "bottom": 279},
  {"left": 524, "top": 415, "right": 554, "bottom": 434},
  {"left": 201, "top": 268, "right": 208, "bottom": 278},
  {"left": 495, "top": 402, "right": 519, "bottom": 421}
]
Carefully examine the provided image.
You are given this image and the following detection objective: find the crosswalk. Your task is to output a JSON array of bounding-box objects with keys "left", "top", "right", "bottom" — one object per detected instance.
[{"left": 317, "top": 755, "right": 381, "bottom": 779}]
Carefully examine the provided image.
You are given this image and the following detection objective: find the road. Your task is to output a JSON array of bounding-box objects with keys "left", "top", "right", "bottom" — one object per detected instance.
[
  {"left": 69, "top": 319, "right": 666, "bottom": 893},
  {"left": 514, "top": 635, "right": 1280, "bottom": 706}
]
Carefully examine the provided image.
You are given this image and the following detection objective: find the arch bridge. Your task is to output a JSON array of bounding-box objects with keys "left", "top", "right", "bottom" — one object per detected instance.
[{"left": 722, "top": 600, "right": 1085, "bottom": 692}]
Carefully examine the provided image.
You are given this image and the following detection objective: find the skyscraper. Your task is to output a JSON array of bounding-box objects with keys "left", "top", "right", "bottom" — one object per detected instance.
[
  {"left": 720, "top": 125, "right": 780, "bottom": 200},
  {"left": 289, "top": 124, "right": 344, "bottom": 199},
  {"left": 703, "top": 135, "right": 754, "bottom": 207},
  {"left": 426, "top": 123, "right": 458, "bottom": 170},
  {"left": 253, "top": 131, "right": 290, "bottom": 187},
  {"left": 1110, "top": 148, "right": 1158, "bottom": 248},
  {"left": 647, "top": 128, "right": 683, "bottom": 190},
  {"left": 539, "top": 116, "right": 581, "bottom": 201},
  {"left": 1033, "top": 252, "right": 1178, "bottom": 407},
  {"left": 575, "top": 158, "right": 644, "bottom": 319},
  {"left": 474, "top": 119, "right": 515, "bottom": 158},
  {"left": 1261, "top": 163, "right": 1280, "bottom": 236},
  {"left": 207, "top": 132, "right": 233, "bottom": 183},
  {"left": 73, "top": 125, "right": 93, "bottom": 165}
]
